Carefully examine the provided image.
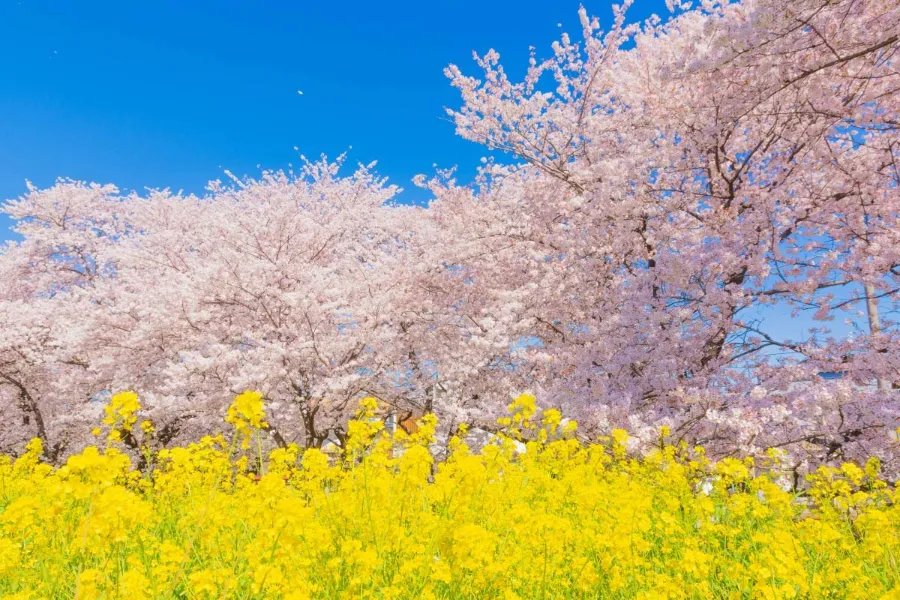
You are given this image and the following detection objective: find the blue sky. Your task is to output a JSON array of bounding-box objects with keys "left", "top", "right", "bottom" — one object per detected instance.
[
  {"left": 0, "top": 0, "right": 863, "bottom": 345},
  {"left": 0, "top": 0, "right": 668, "bottom": 227}
]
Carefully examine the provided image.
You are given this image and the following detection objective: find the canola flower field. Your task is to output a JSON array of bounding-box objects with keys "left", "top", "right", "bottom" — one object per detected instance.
[{"left": 0, "top": 392, "right": 899, "bottom": 600}]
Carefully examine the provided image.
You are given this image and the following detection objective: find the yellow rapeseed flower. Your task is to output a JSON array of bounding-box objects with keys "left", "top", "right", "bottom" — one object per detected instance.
[{"left": 0, "top": 392, "right": 897, "bottom": 599}]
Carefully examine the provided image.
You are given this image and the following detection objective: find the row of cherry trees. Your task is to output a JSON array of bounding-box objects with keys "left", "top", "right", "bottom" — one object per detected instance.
[{"left": 2, "top": 0, "right": 899, "bottom": 475}]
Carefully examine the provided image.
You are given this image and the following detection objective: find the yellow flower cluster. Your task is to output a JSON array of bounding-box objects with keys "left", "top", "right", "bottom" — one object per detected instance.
[
  {"left": 98, "top": 391, "right": 141, "bottom": 443},
  {"left": 225, "top": 390, "right": 269, "bottom": 449},
  {"left": 1, "top": 392, "right": 899, "bottom": 599}
]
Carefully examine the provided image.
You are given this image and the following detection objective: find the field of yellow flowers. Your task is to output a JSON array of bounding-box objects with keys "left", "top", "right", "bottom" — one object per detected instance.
[{"left": 1, "top": 392, "right": 899, "bottom": 600}]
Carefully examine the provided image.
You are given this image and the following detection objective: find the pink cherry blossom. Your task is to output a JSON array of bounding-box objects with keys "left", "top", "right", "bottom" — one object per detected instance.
[{"left": 2, "top": 0, "right": 899, "bottom": 479}]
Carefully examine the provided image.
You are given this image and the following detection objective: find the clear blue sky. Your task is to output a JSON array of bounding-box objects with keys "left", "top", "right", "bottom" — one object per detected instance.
[
  {"left": 0, "top": 0, "right": 668, "bottom": 229},
  {"left": 0, "top": 0, "right": 859, "bottom": 345}
]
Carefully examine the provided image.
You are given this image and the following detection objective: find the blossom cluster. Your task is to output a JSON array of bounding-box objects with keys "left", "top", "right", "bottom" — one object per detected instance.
[{"left": 0, "top": 392, "right": 898, "bottom": 599}]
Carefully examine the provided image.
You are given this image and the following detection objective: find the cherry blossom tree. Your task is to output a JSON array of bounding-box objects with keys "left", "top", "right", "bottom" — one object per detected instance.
[
  {"left": 0, "top": 158, "right": 433, "bottom": 455},
  {"left": 436, "top": 0, "right": 900, "bottom": 472},
  {"left": 2, "top": 0, "right": 899, "bottom": 478}
]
